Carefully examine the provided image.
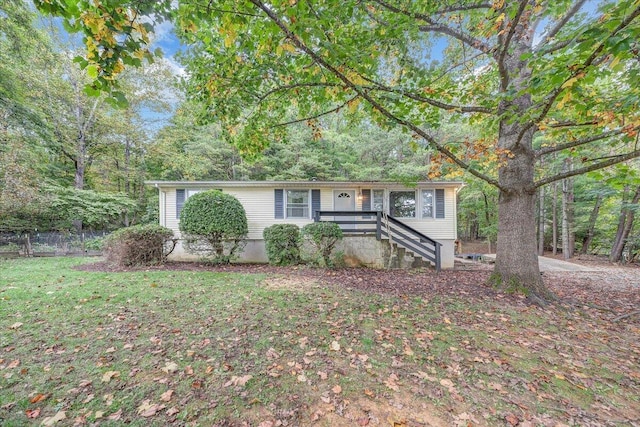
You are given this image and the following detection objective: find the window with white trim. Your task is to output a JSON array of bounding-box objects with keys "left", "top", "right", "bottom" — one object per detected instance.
[
  {"left": 422, "top": 190, "right": 434, "bottom": 218},
  {"left": 286, "top": 190, "right": 309, "bottom": 218},
  {"left": 372, "top": 189, "right": 384, "bottom": 211},
  {"left": 389, "top": 191, "right": 416, "bottom": 218}
]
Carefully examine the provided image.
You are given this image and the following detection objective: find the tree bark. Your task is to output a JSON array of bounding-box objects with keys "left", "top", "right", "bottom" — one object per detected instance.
[
  {"left": 538, "top": 186, "right": 545, "bottom": 255},
  {"left": 580, "top": 194, "right": 603, "bottom": 255},
  {"left": 561, "top": 159, "right": 574, "bottom": 260},
  {"left": 552, "top": 181, "right": 558, "bottom": 255},
  {"left": 610, "top": 185, "right": 640, "bottom": 262},
  {"left": 492, "top": 33, "right": 555, "bottom": 304}
]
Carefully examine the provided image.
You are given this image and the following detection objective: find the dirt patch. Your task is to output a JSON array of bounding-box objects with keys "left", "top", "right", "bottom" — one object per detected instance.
[
  {"left": 261, "top": 276, "right": 320, "bottom": 291},
  {"left": 306, "top": 393, "right": 452, "bottom": 427}
]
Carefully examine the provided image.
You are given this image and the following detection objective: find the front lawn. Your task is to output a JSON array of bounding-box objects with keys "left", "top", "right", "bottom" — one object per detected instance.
[{"left": 1, "top": 258, "right": 638, "bottom": 426}]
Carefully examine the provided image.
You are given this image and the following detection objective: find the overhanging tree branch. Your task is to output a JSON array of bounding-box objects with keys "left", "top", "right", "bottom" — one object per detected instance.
[
  {"left": 534, "top": 150, "right": 640, "bottom": 188},
  {"left": 517, "top": 4, "right": 640, "bottom": 146},
  {"left": 538, "top": 0, "right": 588, "bottom": 47},
  {"left": 271, "top": 95, "right": 359, "bottom": 127},
  {"left": 257, "top": 82, "right": 345, "bottom": 103},
  {"left": 370, "top": 0, "right": 494, "bottom": 54},
  {"left": 250, "top": 0, "right": 503, "bottom": 190},
  {"left": 535, "top": 128, "right": 636, "bottom": 158}
]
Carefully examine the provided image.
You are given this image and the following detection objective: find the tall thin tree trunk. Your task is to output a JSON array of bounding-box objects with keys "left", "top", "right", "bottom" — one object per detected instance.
[
  {"left": 538, "top": 186, "right": 545, "bottom": 255},
  {"left": 552, "top": 181, "right": 558, "bottom": 255},
  {"left": 562, "top": 159, "right": 574, "bottom": 260},
  {"left": 580, "top": 194, "right": 603, "bottom": 255},
  {"left": 610, "top": 186, "right": 640, "bottom": 262}
]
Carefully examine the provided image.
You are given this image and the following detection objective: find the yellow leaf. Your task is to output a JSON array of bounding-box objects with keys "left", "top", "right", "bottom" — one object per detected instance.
[{"left": 281, "top": 43, "right": 296, "bottom": 53}]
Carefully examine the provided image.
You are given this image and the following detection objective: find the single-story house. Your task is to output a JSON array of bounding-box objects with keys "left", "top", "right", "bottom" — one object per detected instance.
[{"left": 146, "top": 181, "right": 464, "bottom": 269}]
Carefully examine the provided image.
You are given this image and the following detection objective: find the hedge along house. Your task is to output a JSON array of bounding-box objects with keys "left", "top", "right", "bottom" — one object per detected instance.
[{"left": 147, "top": 181, "right": 464, "bottom": 270}]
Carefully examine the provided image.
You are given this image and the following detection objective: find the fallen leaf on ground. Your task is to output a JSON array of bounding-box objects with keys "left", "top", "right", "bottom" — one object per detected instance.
[
  {"left": 266, "top": 347, "right": 279, "bottom": 359},
  {"left": 41, "top": 411, "right": 66, "bottom": 426},
  {"left": 107, "top": 409, "right": 122, "bottom": 421},
  {"left": 161, "top": 362, "right": 179, "bottom": 374},
  {"left": 166, "top": 407, "right": 180, "bottom": 417},
  {"left": 10, "top": 322, "right": 23, "bottom": 329},
  {"left": 224, "top": 374, "right": 253, "bottom": 387},
  {"left": 160, "top": 389, "right": 174, "bottom": 402},
  {"left": 30, "top": 393, "right": 48, "bottom": 404},
  {"left": 330, "top": 341, "right": 341, "bottom": 351},
  {"left": 317, "top": 371, "right": 328, "bottom": 380},
  {"left": 25, "top": 408, "right": 41, "bottom": 418},
  {"left": 94, "top": 411, "right": 104, "bottom": 419},
  {"left": 137, "top": 400, "right": 165, "bottom": 417},
  {"left": 332, "top": 385, "right": 342, "bottom": 394},
  {"left": 101, "top": 371, "right": 119, "bottom": 383}
]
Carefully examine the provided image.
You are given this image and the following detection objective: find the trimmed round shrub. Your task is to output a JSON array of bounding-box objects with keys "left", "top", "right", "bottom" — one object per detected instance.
[
  {"left": 301, "top": 222, "right": 343, "bottom": 267},
  {"left": 104, "top": 224, "right": 176, "bottom": 266},
  {"left": 179, "top": 190, "right": 248, "bottom": 263},
  {"left": 263, "top": 224, "right": 301, "bottom": 266}
]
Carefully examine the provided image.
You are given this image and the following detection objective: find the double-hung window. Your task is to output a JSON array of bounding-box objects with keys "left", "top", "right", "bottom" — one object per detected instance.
[
  {"left": 286, "top": 190, "right": 309, "bottom": 218},
  {"left": 422, "top": 190, "right": 434, "bottom": 218}
]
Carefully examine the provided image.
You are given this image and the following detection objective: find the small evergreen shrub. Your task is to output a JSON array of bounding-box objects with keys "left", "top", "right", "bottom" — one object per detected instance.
[
  {"left": 104, "top": 224, "right": 176, "bottom": 266},
  {"left": 301, "top": 222, "right": 343, "bottom": 267},
  {"left": 263, "top": 224, "right": 301, "bottom": 266},
  {"left": 179, "top": 190, "right": 248, "bottom": 264}
]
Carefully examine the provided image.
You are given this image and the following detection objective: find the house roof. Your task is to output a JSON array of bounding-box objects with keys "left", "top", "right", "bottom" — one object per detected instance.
[{"left": 145, "top": 180, "right": 465, "bottom": 189}]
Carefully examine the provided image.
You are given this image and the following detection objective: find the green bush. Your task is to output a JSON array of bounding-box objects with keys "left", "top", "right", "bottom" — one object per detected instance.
[
  {"left": 301, "top": 222, "right": 343, "bottom": 267},
  {"left": 104, "top": 224, "right": 176, "bottom": 266},
  {"left": 263, "top": 224, "right": 301, "bottom": 266},
  {"left": 179, "top": 190, "right": 248, "bottom": 264}
]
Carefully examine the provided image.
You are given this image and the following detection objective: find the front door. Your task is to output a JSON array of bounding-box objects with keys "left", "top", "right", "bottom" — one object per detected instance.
[{"left": 333, "top": 190, "right": 356, "bottom": 229}]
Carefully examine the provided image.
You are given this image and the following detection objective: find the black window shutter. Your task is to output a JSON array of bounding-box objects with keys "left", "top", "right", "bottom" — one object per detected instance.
[
  {"left": 361, "top": 189, "right": 371, "bottom": 210},
  {"left": 435, "top": 189, "right": 445, "bottom": 219},
  {"left": 274, "top": 189, "right": 284, "bottom": 219},
  {"left": 311, "top": 189, "right": 321, "bottom": 218},
  {"left": 176, "top": 189, "right": 185, "bottom": 219}
]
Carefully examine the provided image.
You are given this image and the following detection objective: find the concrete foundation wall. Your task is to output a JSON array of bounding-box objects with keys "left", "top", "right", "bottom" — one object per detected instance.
[{"left": 168, "top": 236, "right": 455, "bottom": 269}]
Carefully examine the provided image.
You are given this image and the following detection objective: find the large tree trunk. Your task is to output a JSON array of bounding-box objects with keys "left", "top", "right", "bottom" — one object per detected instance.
[
  {"left": 580, "top": 194, "right": 603, "bottom": 255},
  {"left": 492, "top": 36, "right": 555, "bottom": 304},
  {"left": 610, "top": 185, "right": 640, "bottom": 262}
]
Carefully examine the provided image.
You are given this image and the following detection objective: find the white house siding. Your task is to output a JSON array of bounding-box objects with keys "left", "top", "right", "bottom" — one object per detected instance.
[{"left": 149, "top": 181, "right": 461, "bottom": 268}]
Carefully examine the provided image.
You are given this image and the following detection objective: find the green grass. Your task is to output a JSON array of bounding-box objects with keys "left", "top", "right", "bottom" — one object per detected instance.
[{"left": 1, "top": 258, "right": 639, "bottom": 426}]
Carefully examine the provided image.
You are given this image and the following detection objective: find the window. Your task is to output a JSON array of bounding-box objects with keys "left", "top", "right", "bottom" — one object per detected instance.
[
  {"left": 389, "top": 191, "right": 416, "bottom": 218},
  {"left": 422, "top": 190, "right": 434, "bottom": 218},
  {"left": 372, "top": 190, "right": 384, "bottom": 211},
  {"left": 286, "top": 190, "right": 309, "bottom": 218}
]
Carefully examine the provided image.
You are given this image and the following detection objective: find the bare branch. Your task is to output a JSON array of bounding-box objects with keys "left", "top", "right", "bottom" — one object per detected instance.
[
  {"left": 538, "top": 0, "right": 588, "bottom": 47},
  {"left": 418, "top": 23, "right": 494, "bottom": 54},
  {"left": 363, "top": 83, "right": 493, "bottom": 113},
  {"left": 436, "top": 4, "right": 493, "bottom": 13},
  {"left": 271, "top": 95, "right": 359, "bottom": 127},
  {"left": 534, "top": 150, "right": 640, "bottom": 188},
  {"left": 535, "top": 128, "right": 635, "bottom": 158},
  {"left": 370, "top": 0, "right": 494, "bottom": 54},
  {"left": 546, "top": 120, "right": 598, "bottom": 128},
  {"left": 250, "top": 0, "right": 504, "bottom": 190}
]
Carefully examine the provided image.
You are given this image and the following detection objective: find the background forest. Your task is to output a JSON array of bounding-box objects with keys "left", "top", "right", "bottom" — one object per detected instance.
[{"left": 1, "top": 1, "right": 638, "bottom": 263}]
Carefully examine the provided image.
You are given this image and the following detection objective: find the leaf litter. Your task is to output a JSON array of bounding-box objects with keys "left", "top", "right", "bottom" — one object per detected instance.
[{"left": 0, "top": 258, "right": 638, "bottom": 426}]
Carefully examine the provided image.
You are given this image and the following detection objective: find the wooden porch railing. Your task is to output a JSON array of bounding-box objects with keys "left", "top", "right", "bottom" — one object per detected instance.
[{"left": 313, "top": 210, "right": 442, "bottom": 271}]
